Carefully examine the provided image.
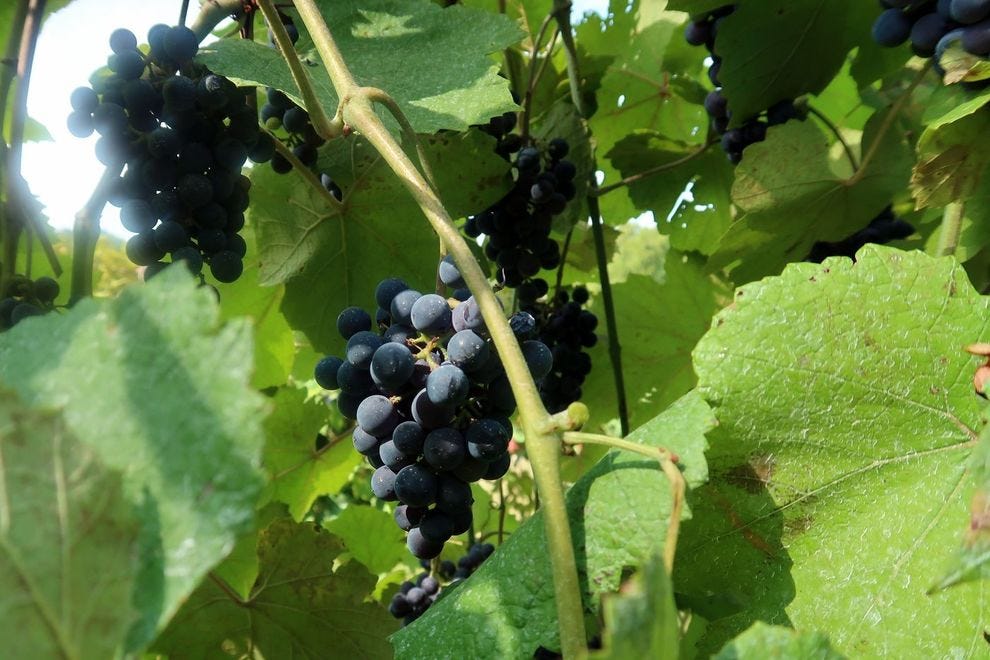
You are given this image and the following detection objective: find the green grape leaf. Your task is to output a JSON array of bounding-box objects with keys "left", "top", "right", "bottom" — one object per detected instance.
[
  {"left": 921, "top": 84, "right": 990, "bottom": 131},
  {"left": 324, "top": 505, "right": 411, "bottom": 575},
  {"left": 152, "top": 517, "right": 396, "bottom": 659},
  {"left": 590, "top": 551, "right": 679, "bottom": 660},
  {"left": 218, "top": 230, "right": 294, "bottom": 389},
  {"left": 850, "top": 41, "right": 912, "bottom": 89},
  {"left": 391, "top": 391, "right": 714, "bottom": 658},
  {"left": 678, "top": 246, "right": 989, "bottom": 656},
  {"left": 589, "top": 11, "right": 709, "bottom": 225},
  {"left": 582, "top": 259, "right": 720, "bottom": 434},
  {"left": 713, "top": 622, "right": 846, "bottom": 660},
  {"left": 711, "top": 110, "right": 910, "bottom": 284},
  {"left": 605, "top": 132, "right": 733, "bottom": 254},
  {"left": 261, "top": 388, "right": 360, "bottom": 520},
  {"left": 0, "top": 390, "right": 140, "bottom": 659},
  {"left": 251, "top": 131, "right": 510, "bottom": 355},
  {"left": 0, "top": 268, "right": 267, "bottom": 648},
  {"left": 911, "top": 110, "right": 990, "bottom": 210},
  {"left": 198, "top": 0, "right": 522, "bottom": 134},
  {"left": 716, "top": 1, "right": 874, "bottom": 126}
]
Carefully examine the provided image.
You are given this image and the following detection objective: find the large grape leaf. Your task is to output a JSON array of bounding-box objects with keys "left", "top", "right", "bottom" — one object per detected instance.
[
  {"left": 260, "top": 388, "right": 361, "bottom": 520},
  {"left": 251, "top": 131, "right": 511, "bottom": 355},
  {"left": 921, "top": 84, "right": 990, "bottom": 132},
  {"left": 198, "top": 0, "right": 522, "bottom": 134},
  {"left": 152, "top": 517, "right": 396, "bottom": 659},
  {"left": 590, "top": 551, "right": 679, "bottom": 659},
  {"left": 0, "top": 268, "right": 267, "bottom": 648},
  {"left": 715, "top": 0, "right": 874, "bottom": 125},
  {"left": 677, "top": 246, "right": 990, "bottom": 656},
  {"left": 710, "top": 110, "right": 910, "bottom": 284},
  {"left": 324, "top": 505, "right": 412, "bottom": 575},
  {"left": 582, "top": 258, "right": 720, "bottom": 434},
  {"left": 911, "top": 110, "right": 990, "bottom": 210},
  {"left": 588, "top": 10, "right": 709, "bottom": 224},
  {"left": 391, "top": 391, "right": 714, "bottom": 658},
  {"left": 0, "top": 391, "right": 140, "bottom": 659},
  {"left": 605, "top": 132, "right": 733, "bottom": 254},
  {"left": 713, "top": 622, "right": 846, "bottom": 659}
]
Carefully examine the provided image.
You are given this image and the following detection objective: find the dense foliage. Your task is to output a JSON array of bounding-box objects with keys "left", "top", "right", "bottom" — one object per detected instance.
[{"left": 1, "top": 0, "right": 989, "bottom": 657}]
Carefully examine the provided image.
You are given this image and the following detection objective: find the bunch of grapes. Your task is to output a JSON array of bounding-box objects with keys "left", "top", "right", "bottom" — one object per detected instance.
[
  {"left": 807, "top": 206, "right": 915, "bottom": 262},
  {"left": 67, "top": 25, "right": 272, "bottom": 284},
  {"left": 388, "top": 543, "right": 495, "bottom": 625},
  {"left": 0, "top": 275, "right": 60, "bottom": 331},
  {"left": 313, "top": 258, "right": 552, "bottom": 560},
  {"left": 872, "top": 0, "right": 990, "bottom": 80},
  {"left": 464, "top": 137, "right": 576, "bottom": 289},
  {"left": 513, "top": 286, "right": 597, "bottom": 413},
  {"left": 684, "top": 6, "right": 806, "bottom": 163}
]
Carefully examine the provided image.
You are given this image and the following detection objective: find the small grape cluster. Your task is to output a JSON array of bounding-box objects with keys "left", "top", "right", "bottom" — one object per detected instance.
[
  {"left": 807, "top": 206, "right": 915, "bottom": 262},
  {"left": 388, "top": 543, "right": 494, "bottom": 625},
  {"left": 313, "top": 258, "right": 552, "bottom": 560},
  {"left": 464, "top": 137, "right": 576, "bottom": 289},
  {"left": 684, "top": 6, "right": 806, "bottom": 163},
  {"left": 514, "top": 286, "right": 597, "bottom": 413},
  {"left": 0, "top": 275, "right": 60, "bottom": 331},
  {"left": 872, "top": 0, "right": 990, "bottom": 82},
  {"left": 67, "top": 25, "right": 272, "bottom": 284}
]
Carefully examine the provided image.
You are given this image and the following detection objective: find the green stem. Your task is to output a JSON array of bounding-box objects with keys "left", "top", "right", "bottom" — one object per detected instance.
[
  {"left": 936, "top": 201, "right": 965, "bottom": 257},
  {"left": 553, "top": 226, "right": 573, "bottom": 297},
  {"left": 178, "top": 0, "right": 190, "bottom": 27},
  {"left": 0, "top": 1, "right": 29, "bottom": 294},
  {"left": 360, "top": 86, "right": 437, "bottom": 192},
  {"left": 293, "top": 2, "right": 586, "bottom": 655},
  {"left": 70, "top": 165, "right": 121, "bottom": 304},
  {"left": 189, "top": 0, "right": 247, "bottom": 42},
  {"left": 562, "top": 431, "right": 684, "bottom": 572},
  {"left": 806, "top": 104, "right": 858, "bottom": 172},
  {"left": 267, "top": 128, "right": 343, "bottom": 210},
  {"left": 256, "top": 0, "right": 340, "bottom": 140},
  {"left": 551, "top": 0, "right": 628, "bottom": 436},
  {"left": 520, "top": 12, "right": 555, "bottom": 139},
  {"left": 846, "top": 64, "right": 929, "bottom": 186}
]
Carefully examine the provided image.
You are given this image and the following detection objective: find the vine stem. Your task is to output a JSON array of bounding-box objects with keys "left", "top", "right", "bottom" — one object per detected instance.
[
  {"left": 520, "top": 13, "right": 556, "bottom": 139},
  {"left": 256, "top": 0, "right": 340, "bottom": 141},
  {"left": 70, "top": 165, "right": 122, "bottom": 304},
  {"left": 594, "top": 137, "right": 714, "bottom": 197},
  {"left": 936, "top": 201, "right": 965, "bottom": 257},
  {"left": 846, "top": 64, "right": 929, "bottom": 187},
  {"left": 292, "top": 2, "right": 587, "bottom": 655},
  {"left": 562, "top": 431, "right": 684, "bottom": 572},
  {"left": 552, "top": 0, "right": 629, "bottom": 436},
  {"left": 806, "top": 104, "right": 859, "bottom": 172}
]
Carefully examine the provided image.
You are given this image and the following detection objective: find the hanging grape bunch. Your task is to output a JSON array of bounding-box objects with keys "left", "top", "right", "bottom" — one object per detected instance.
[
  {"left": 313, "top": 257, "right": 553, "bottom": 560},
  {"left": 66, "top": 25, "right": 272, "bottom": 284},
  {"left": 871, "top": 0, "right": 990, "bottom": 87},
  {"left": 0, "top": 275, "right": 60, "bottom": 331},
  {"left": 684, "top": 5, "right": 807, "bottom": 163},
  {"left": 511, "top": 285, "right": 597, "bottom": 413},
  {"left": 464, "top": 136, "right": 576, "bottom": 291},
  {"left": 389, "top": 543, "right": 495, "bottom": 626}
]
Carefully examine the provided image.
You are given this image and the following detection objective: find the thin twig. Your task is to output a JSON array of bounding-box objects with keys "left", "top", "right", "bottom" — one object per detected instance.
[
  {"left": 178, "top": 0, "right": 191, "bottom": 27},
  {"left": 360, "top": 86, "right": 437, "bottom": 194},
  {"left": 551, "top": 0, "right": 585, "bottom": 118},
  {"left": 806, "top": 104, "right": 859, "bottom": 172},
  {"left": 553, "top": 226, "right": 573, "bottom": 298},
  {"left": 594, "top": 138, "right": 714, "bottom": 197},
  {"left": 268, "top": 129, "right": 344, "bottom": 210},
  {"left": 520, "top": 13, "right": 556, "bottom": 139},
  {"left": 562, "top": 431, "right": 684, "bottom": 572},
  {"left": 497, "top": 477, "right": 507, "bottom": 545}
]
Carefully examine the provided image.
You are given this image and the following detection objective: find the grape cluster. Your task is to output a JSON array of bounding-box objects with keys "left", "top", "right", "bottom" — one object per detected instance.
[
  {"left": 259, "top": 13, "right": 330, "bottom": 175},
  {"left": 67, "top": 25, "right": 271, "bottom": 284},
  {"left": 388, "top": 543, "right": 494, "bottom": 625},
  {"left": 684, "top": 6, "right": 807, "bottom": 163},
  {"left": 807, "top": 206, "right": 915, "bottom": 262},
  {"left": 514, "top": 286, "right": 598, "bottom": 413},
  {"left": 464, "top": 137, "right": 576, "bottom": 289},
  {"left": 0, "top": 275, "right": 60, "bottom": 331},
  {"left": 313, "top": 259, "right": 551, "bottom": 560},
  {"left": 872, "top": 0, "right": 990, "bottom": 79}
]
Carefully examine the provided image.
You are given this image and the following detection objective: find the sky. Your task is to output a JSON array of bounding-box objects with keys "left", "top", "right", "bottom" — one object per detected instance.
[{"left": 22, "top": 0, "right": 609, "bottom": 239}]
